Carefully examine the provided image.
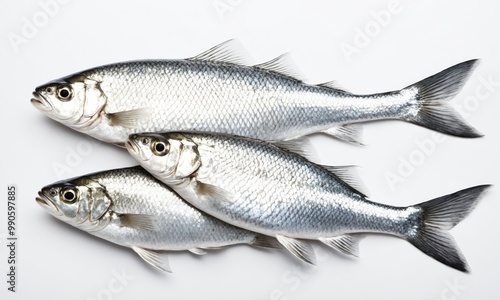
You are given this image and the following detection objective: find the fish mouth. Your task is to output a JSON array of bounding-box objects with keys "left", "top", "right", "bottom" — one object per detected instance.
[
  {"left": 126, "top": 138, "right": 152, "bottom": 162},
  {"left": 125, "top": 140, "right": 139, "bottom": 154},
  {"left": 31, "top": 92, "right": 52, "bottom": 112},
  {"left": 36, "top": 191, "right": 60, "bottom": 214}
]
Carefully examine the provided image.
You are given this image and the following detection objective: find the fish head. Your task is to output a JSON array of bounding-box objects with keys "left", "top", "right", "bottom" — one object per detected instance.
[
  {"left": 36, "top": 179, "right": 112, "bottom": 228},
  {"left": 36, "top": 182, "right": 83, "bottom": 221},
  {"left": 31, "top": 74, "right": 107, "bottom": 131},
  {"left": 126, "top": 133, "right": 201, "bottom": 184}
]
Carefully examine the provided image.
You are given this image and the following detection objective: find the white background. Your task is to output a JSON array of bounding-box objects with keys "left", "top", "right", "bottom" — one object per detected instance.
[{"left": 1, "top": 0, "right": 499, "bottom": 299}]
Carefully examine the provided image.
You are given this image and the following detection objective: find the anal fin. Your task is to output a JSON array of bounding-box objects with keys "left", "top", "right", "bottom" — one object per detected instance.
[
  {"left": 251, "top": 235, "right": 282, "bottom": 249},
  {"left": 132, "top": 246, "right": 171, "bottom": 272},
  {"left": 319, "top": 234, "right": 365, "bottom": 257},
  {"left": 189, "top": 248, "right": 207, "bottom": 255},
  {"left": 323, "top": 124, "right": 364, "bottom": 145},
  {"left": 276, "top": 235, "right": 316, "bottom": 265}
]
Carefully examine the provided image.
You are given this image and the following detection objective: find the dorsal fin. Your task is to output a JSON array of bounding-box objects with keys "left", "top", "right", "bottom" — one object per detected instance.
[
  {"left": 317, "top": 80, "right": 350, "bottom": 93},
  {"left": 188, "top": 39, "right": 253, "bottom": 66},
  {"left": 321, "top": 165, "right": 369, "bottom": 197},
  {"left": 271, "top": 136, "right": 318, "bottom": 162},
  {"left": 254, "top": 53, "right": 306, "bottom": 81}
]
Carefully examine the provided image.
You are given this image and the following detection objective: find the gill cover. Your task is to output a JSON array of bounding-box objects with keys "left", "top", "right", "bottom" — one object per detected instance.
[
  {"left": 87, "top": 181, "right": 112, "bottom": 222},
  {"left": 175, "top": 136, "right": 202, "bottom": 178},
  {"left": 70, "top": 77, "right": 107, "bottom": 129}
]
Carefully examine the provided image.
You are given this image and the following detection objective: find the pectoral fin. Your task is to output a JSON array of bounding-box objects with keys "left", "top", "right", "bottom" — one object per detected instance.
[
  {"left": 276, "top": 235, "right": 316, "bottom": 265},
  {"left": 113, "top": 142, "right": 126, "bottom": 148},
  {"left": 195, "top": 180, "right": 235, "bottom": 204},
  {"left": 120, "top": 214, "right": 158, "bottom": 231},
  {"left": 108, "top": 108, "right": 150, "bottom": 128},
  {"left": 132, "top": 246, "right": 172, "bottom": 273}
]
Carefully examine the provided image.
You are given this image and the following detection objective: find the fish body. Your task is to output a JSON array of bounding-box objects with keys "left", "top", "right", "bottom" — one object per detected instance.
[
  {"left": 126, "top": 132, "right": 489, "bottom": 272},
  {"left": 36, "top": 166, "right": 278, "bottom": 272},
  {"left": 31, "top": 40, "right": 481, "bottom": 146}
]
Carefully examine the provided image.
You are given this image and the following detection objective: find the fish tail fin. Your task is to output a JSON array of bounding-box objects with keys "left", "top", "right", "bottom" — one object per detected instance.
[
  {"left": 407, "top": 185, "right": 490, "bottom": 272},
  {"left": 403, "top": 59, "right": 482, "bottom": 137}
]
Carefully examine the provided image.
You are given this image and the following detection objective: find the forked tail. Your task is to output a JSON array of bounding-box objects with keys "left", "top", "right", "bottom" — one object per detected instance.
[
  {"left": 402, "top": 59, "right": 482, "bottom": 137},
  {"left": 407, "top": 185, "right": 490, "bottom": 272}
]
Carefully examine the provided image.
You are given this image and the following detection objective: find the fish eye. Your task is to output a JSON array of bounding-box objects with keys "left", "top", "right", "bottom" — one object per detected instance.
[
  {"left": 141, "top": 138, "right": 150, "bottom": 145},
  {"left": 56, "top": 85, "right": 73, "bottom": 101},
  {"left": 152, "top": 141, "right": 169, "bottom": 156},
  {"left": 61, "top": 188, "right": 78, "bottom": 203}
]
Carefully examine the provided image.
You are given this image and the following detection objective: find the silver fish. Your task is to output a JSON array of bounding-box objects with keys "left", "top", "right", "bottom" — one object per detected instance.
[
  {"left": 31, "top": 40, "right": 481, "bottom": 146},
  {"left": 126, "top": 132, "right": 489, "bottom": 272},
  {"left": 35, "top": 166, "right": 279, "bottom": 272}
]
